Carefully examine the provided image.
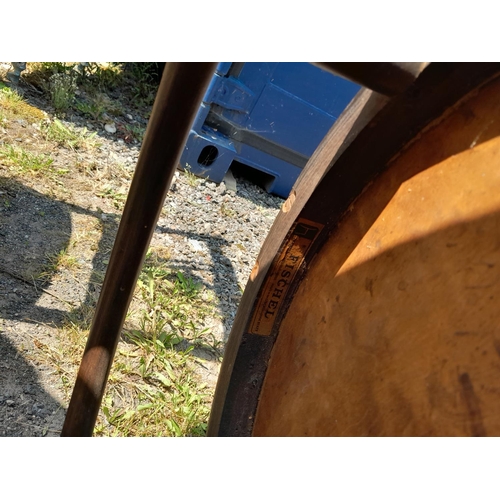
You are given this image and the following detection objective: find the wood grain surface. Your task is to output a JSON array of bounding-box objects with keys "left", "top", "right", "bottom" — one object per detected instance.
[
  {"left": 254, "top": 69, "right": 500, "bottom": 436},
  {"left": 209, "top": 63, "right": 500, "bottom": 437}
]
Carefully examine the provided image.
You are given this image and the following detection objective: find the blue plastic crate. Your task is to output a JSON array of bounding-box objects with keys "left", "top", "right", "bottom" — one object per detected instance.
[{"left": 180, "top": 62, "right": 360, "bottom": 198}]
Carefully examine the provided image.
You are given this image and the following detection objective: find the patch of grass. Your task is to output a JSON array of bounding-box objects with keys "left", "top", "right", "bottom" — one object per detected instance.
[
  {"left": 25, "top": 62, "right": 123, "bottom": 91},
  {"left": 42, "top": 119, "right": 100, "bottom": 150},
  {"left": 134, "top": 265, "right": 210, "bottom": 343},
  {"left": 183, "top": 164, "right": 201, "bottom": 187},
  {"left": 24, "top": 63, "right": 125, "bottom": 121},
  {"left": 78, "top": 63, "right": 124, "bottom": 91},
  {"left": 34, "top": 246, "right": 79, "bottom": 283},
  {"left": 47, "top": 247, "right": 80, "bottom": 272},
  {"left": 75, "top": 91, "right": 124, "bottom": 121},
  {"left": 48, "top": 72, "right": 77, "bottom": 115},
  {"left": 97, "top": 184, "right": 127, "bottom": 209},
  {"left": 40, "top": 247, "right": 217, "bottom": 437},
  {"left": 101, "top": 326, "right": 211, "bottom": 437},
  {"left": 122, "top": 63, "right": 162, "bottom": 108},
  {"left": 175, "top": 271, "right": 202, "bottom": 299},
  {"left": 0, "top": 82, "right": 23, "bottom": 103},
  {"left": 0, "top": 144, "right": 54, "bottom": 173},
  {"left": 91, "top": 248, "right": 218, "bottom": 436},
  {"left": 34, "top": 316, "right": 89, "bottom": 400},
  {"left": 121, "top": 123, "right": 146, "bottom": 143},
  {"left": 96, "top": 379, "right": 211, "bottom": 437},
  {"left": 30, "top": 62, "right": 73, "bottom": 77},
  {"left": 220, "top": 202, "right": 236, "bottom": 218},
  {"left": 24, "top": 62, "right": 78, "bottom": 91},
  {"left": 74, "top": 100, "right": 105, "bottom": 121},
  {"left": 0, "top": 82, "right": 45, "bottom": 122},
  {"left": 124, "top": 63, "right": 163, "bottom": 84}
]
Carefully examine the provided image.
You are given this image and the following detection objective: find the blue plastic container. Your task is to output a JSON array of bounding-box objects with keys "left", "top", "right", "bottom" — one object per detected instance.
[{"left": 180, "top": 62, "right": 360, "bottom": 198}]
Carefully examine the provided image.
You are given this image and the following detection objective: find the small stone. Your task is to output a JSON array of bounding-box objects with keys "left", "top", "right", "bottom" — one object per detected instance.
[
  {"left": 32, "top": 403, "right": 45, "bottom": 415},
  {"left": 24, "top": 384, "right": 36, "bottom": 396},
  {"left": 6, "top": 400, "right": 15, "bottom": 407},
  {"left": 187, "top": 238, "right": 205, "bottom": 253},
  {"left": 104, "top": 122, "right": 116, "bottom": 134}
]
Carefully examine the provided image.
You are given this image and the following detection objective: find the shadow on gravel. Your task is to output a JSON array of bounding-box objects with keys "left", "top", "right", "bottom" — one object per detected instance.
[
  {"left": 154, "top": 225, "right": 241, "bottom": 332},
  {"left": 0, "top": 176, "right": 118, "bottom": 323},
  {"left": 0, "top": 176, "right": 119, "bottom": 436},
  {"left": 0, "top": 333, "right": 64, "bottom": 436}
]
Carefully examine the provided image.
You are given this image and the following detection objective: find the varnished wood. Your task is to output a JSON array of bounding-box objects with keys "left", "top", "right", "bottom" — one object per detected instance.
[
  {"left": 61, "top": 62, "right": 217, "bottom": 436},
  {"left": 210, "top": 63, "right": 500, "bottom": 436},
  {"left": 315, "top": 62, "right": 428, "bottom": 96},
  {"left": 208, "top": 88, "right": 390, "bottom": 435},
  {"left": 255, "top": 75, "right": 500, "bottom": 435}
]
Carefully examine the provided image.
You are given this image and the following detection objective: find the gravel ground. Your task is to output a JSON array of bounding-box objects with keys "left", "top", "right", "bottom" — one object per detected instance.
[{"left": 0, "top": 64, "right": 284, "bottom": 436}]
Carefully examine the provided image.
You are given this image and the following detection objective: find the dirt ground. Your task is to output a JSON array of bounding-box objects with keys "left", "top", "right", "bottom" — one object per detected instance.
[{"left": 0, "top": 63, "right": 282, "bottom": 436}]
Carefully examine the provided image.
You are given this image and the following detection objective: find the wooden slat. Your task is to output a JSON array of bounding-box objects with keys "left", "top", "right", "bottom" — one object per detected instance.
[
  {"left": 315, "top": 62, "right": 428, "bottom": 96},
  {"left": 208, "top": 88, "right": 389, "bottom": 435},
  {"left": 61, "top": 62, "right": 217, "bottom": 437}
]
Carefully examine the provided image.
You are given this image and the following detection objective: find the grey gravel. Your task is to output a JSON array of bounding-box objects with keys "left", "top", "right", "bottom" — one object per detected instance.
[
  {"left": 155, "top": 170, "right": 283, "bottom": 337},
  {"left": 0, "top": 69, "right": 285, "bottom": 435}
]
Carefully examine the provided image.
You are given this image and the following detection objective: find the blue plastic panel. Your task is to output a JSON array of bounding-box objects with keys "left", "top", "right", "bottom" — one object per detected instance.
[
  {"left": 244, "top": 83, "right": 337, "bottom": 157},
  {"left": 180, "top": 62, "right": 360, "bottom": 197}
]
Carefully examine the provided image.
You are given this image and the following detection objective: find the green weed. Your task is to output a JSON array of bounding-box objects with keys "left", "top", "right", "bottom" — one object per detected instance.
[
  {"left": 90, "top": 249, "right": 218, "bottom": 436},
  {"left": 47, "top": 248, "right": 80, "bottom": 271},
  {"left": 42, "top": 119, "right": 100, "bottom": 150},
  {"left": 0, "top": 83, "right": 23, "bottom": 103},
  {"left": 0, "top": 144, "right": 54, "bottom": 173},
  {"left": 78, "top": 63, "right": 124, "bottom": 90},
  {"left": 220, "top": 202, "right": 236, "bottom": 218},
  {"left": 122, "top": 123, "right": 145, "bottom": 143},
  {"left": 48, "top": 72, "right": 77, "bottom": 114},
  {"left": 74, "top": 100, "right": 105, "bottom": 120},
  {"left": 33, "top": 62, "right": 73, "bottom": 76},
  {"left": 0, "top": 82, "right": 45, "bottom": 122},
  {"left": 111, "top": 324, "right": 212, "bottom": 437},
  {"left": 122, "top": 63, "right": 162, "bottom": 107},
  {"left": 97, "top": 185, "right": 127, "bottom": 209},
  {"left": 175, "top": 271, "right": 201, "bottom": 299},
  {"left": 183, "top": 164, "right": 201, "bottom": 187}
]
